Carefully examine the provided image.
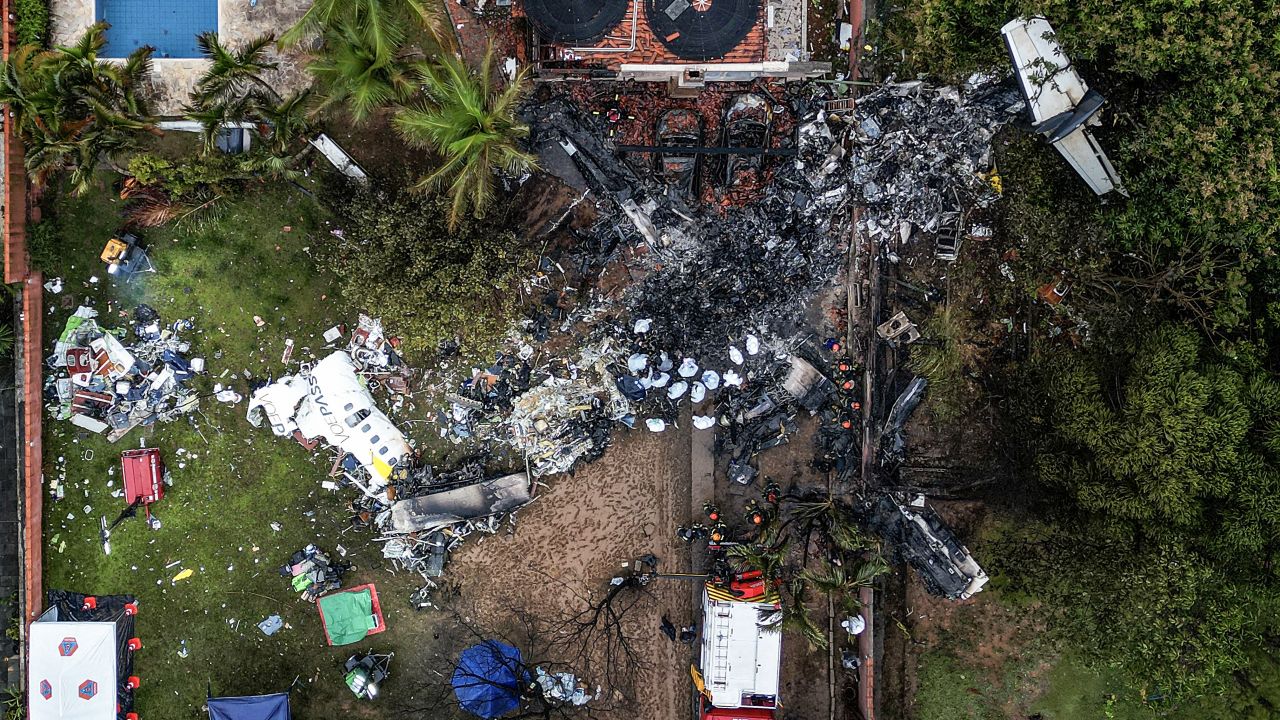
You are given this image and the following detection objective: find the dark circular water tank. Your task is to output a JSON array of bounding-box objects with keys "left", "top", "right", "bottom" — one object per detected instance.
[
  {"left": 645, "top": 0, "right": 760, "bottom": 61},
  {"left": 524, "top": 0, "right": 631, "bottom": 46}
]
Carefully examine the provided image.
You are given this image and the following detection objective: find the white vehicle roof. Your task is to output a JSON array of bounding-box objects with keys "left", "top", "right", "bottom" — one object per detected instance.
[{"left": 700, "top": 591, "right": 782, "bottom": 708}]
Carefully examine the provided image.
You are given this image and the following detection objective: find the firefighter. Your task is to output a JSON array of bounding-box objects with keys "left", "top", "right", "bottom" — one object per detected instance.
[
  {"left": 708, "top": 522, "right": 728, "bottom": 544},
  {"left": 677, "top": 524, "right": 709, "bottom": 542},
  {"left": 745, "top": 499, "right": 765, "bottom": 526},
  {"left": 763, "top": 480, "right": 781, "bottom": 505},
  {"left": 702, "top": 502, "right": 721, "bottom": 523}
]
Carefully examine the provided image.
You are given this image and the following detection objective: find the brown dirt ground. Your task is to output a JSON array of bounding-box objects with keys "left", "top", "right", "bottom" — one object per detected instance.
[{"left": 448, "top": 418, "right": 697, "bottom": 720}]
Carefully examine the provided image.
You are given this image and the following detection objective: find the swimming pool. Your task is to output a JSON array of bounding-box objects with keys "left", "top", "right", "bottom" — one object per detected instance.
[{"left": 97, "top": 0, "right": 218, "bottom": 58}]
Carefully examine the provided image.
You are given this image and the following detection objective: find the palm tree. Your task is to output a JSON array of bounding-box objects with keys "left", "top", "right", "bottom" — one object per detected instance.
[
  {"left": 259, "top": 90, "right": 312, "bottom": 156},
  {"left": 394, "top": 47, "right": 537, "bottom": 227},
  {"left": 281, "top": 0, "right": 452, "bottom": 55},
  {"left": 778, "top": 580, "right": 827, "bottom": 650},
  {"left": 191, "top": 32, "right": 277, "bottom": 107},
  {"left": 797, "top": 557, "right": 889, "bottom": 601},
  {"left": 307, "top": 19, "right": 414, "bottom": 123},
  {"left": 0, "top": 23, "right": 155, "bottom": 192}
]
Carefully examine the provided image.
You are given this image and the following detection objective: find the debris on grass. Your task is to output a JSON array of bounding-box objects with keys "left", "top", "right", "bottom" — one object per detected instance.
[{"left": 45, "top": 304, "right": 207, "bottom": 442}]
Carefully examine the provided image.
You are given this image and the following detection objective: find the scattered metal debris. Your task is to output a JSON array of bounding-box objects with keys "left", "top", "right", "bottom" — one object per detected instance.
[
  {"left": 45, "top": 305, "right": 205, "bottom": 441},
  {"left": 863, "top": 494, "right": 989, "bottom": 600}
]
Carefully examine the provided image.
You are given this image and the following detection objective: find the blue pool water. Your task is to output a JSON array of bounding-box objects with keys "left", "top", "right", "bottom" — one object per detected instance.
[{"left": 97, "top": 0, "right": 218, "bottom": 58}]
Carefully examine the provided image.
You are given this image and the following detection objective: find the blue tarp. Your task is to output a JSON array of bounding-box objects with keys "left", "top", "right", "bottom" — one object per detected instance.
[
  {"left": 451, "top": 641, "right": 525, "bottom": 719},
  {"left": 207, "top": 693, "right": 292, "bottom": 720}
]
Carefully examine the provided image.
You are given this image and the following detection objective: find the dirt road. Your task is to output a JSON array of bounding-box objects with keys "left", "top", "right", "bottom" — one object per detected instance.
[{"left": 450, "top": 420, "right": 697, "bottom": 720}]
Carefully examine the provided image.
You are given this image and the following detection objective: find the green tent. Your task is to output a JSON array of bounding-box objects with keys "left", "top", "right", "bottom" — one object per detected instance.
[{"left": 316, "top": 584, "right": 385, "bottom": 646}]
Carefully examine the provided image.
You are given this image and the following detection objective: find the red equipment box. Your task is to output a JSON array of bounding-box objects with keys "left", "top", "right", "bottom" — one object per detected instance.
[{"left": 121, "top": 449, "right": 165, "bottom": 505}]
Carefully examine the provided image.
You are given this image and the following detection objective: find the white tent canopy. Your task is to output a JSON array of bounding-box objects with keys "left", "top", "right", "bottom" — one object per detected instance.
[{"left": 29, "top": 621, "right": 119, "bottom": 720}]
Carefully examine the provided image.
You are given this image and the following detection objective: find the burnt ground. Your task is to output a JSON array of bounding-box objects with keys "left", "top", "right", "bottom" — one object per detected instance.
[
  {"left": 869, "top": 136, "right": 1059, "bottom": 718},
  {"left": 567, "top": 80, "right": 800, "bottom": 208}
]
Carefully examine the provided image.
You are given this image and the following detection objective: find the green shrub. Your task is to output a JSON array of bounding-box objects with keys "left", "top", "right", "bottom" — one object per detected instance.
[
  {"left": 27, "top": 218, "right": 60, "bottom": 272},
  {"left": 14, "top": 0, "right": 48, "bottom": 47},
  {"left": 317, "top": 183, "right": 533, "bottom": 355}
]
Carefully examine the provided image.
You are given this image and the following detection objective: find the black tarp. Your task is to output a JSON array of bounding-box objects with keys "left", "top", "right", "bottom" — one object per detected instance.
[
  {"left": 645, "top": 0, "right": 760, "bottom": 61},
  {"left": 524, "top": 0, "right": 630, "bottom": 45}
]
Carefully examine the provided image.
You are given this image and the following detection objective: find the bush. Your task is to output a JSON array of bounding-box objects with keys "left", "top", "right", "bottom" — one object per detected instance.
[
  {"left": 27, "top": 218, "right": 60, "bottom": 272},
  {"left": 317, "top": 184, "right": 533, "bottom": 355},
  {"left": 14, "top": 0, "right": 48, "bottom": 47}
]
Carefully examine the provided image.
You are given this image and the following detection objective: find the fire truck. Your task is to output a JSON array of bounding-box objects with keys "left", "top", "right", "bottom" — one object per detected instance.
[{"left": 697, "top": 571, "right": 783, "bottom": 720}]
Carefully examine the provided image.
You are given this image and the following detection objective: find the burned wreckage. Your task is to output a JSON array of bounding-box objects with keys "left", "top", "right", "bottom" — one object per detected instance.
[
  {"left": 497, "top": 78, "right": 1003, "bottom": 599},
  {"left": 245, "top": 317, "right": 537, "bottom": 580},
  {"left": 246, "top": 76, "right": 1013, "bottom": 597}
]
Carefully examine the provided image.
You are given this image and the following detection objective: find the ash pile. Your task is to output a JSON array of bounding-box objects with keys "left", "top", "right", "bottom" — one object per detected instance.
[
  {"left": 45, "top": 304, "right": 206, "bottom": 441},
  {"left": 523, "top": 86, "right": 854, "bottom": 358},
  {"left": 847, "top": 76, "right": 1023, "bottom": 256}
]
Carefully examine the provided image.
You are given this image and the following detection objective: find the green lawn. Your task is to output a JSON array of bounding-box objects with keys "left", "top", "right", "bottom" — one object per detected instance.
[
  {"left": 914, "top": 596, "right": 1280, "bottom": 720},
  {"left": 39, "top": 176, "right": 443, "bottom": 718}
]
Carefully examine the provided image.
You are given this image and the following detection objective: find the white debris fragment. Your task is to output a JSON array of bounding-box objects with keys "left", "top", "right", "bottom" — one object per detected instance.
[
  {"left": 645, "top": 418, "right": 667, "bottom": 432},
  {"left": 692, "top": 415, "right": 717, "bottom": 430},
  {"left": 729, "top": 346, "right": 745, "bottom": 365},
  {"left": 667, "top": 381, "right": 688, "bottom": 400},
  {"left": 724, "top": 370, "right": 744, "bottom": 387},
  {"left": 627, "top": 353, "right": 649, "bottom": 373},
  {"left": 678, "top": 358, "right": 699, "bottom": 378},
  {"left": 701, "top": 370, "right": 721, "bottom": 389},
  {"left": 690, "top": 382, "right": 707, "bottom": 403},
  {"left": 633, "top": 318, "right": 652, "bottom": 334},
  {"left": 745, "top": 335, "right": 761, "bottom": 355}
]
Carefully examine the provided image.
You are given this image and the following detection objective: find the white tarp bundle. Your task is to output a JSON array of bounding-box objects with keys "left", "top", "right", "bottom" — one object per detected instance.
[{"left": 29, "top": 621, "right": 118, "bottom": 720}]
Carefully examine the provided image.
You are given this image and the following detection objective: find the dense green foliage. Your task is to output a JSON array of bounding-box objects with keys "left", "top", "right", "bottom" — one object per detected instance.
[
  {"left": 1028, "top": 325, "right": 1280, "bottom": 563},
  {"left": 318, "top": 185, "right": 532, "bottom": 353},
  {"left": 14, "top": 0, "right": 48, "bottom": 47},
  {"left": 881, "top": 0, "right": 1280, "bottom": 702},
  {"left": 394, "top": 49, "right": 536, "bottom": 226},
  {"left": 1002, "top": 324, "right": 1280, "bottom": 694},
  {"left": 0, "top": 23, "right": 154, "bottom": 194},
  {"left": 886, "top": 0, "right": 1280, "bottom": 333},
  {"left": 991, "top": 520, "right": 1266, "bottom": 698}
]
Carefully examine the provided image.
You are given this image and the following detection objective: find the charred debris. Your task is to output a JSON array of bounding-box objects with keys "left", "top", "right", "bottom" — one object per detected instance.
[{"left": 245, "top": 76, "right": 1018, "bottom": 600}]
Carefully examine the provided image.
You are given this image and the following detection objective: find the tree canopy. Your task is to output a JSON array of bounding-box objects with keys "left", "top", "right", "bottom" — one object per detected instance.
[
  {"left": 0, "top": 23, "right": 154, "bottom": 193},
  {"left": 394, "top": 48, "right": 537, "bottom": 227}
]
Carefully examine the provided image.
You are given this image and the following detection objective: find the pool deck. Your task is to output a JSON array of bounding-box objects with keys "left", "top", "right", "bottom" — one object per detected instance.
[{"left": 52, "top": 0, "right": 312, "bottom": 115}]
